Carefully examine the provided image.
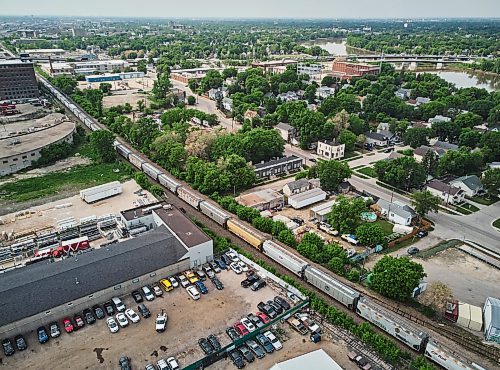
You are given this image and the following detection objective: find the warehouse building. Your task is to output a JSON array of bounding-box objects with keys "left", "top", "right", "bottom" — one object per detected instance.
[
  {"left": 288, "top": 188, "right": 327, "bottom": 209},
  {"left": 235, "top": 189, "right": 284, "bottom": 211},
  {"left": 310, "top": 200, "right": 337, "bottom": 222},
  {"left": 270, "top": 349, "right": 343, "bottom": 370},
  {"left": 0, "top": 59, "right": 39, "bottom": 102},
  {"left": 0, "top": 226, "right": 190, "bottom": 337}
]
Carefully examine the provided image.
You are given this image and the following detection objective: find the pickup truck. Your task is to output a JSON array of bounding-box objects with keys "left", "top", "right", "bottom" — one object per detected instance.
[
  {"left": 287, "top": 318, "right": 308, "bottom": 335},
  {"left": 294, "top": 313, "right": 321, "bottom": 334},
  {"left": 341, "top": 234, "right": 359, "bottom": 245},
  {"left": 156, "top": 311, "right": 168, "bottom": 332}
]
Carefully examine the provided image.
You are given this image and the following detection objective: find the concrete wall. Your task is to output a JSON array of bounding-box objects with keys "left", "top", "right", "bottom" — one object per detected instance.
[
  {"left": 0, "top": 258, "right": 190, "bottom": 338},
  {"left": 184, "top": 240, "right": 214, "bottom": 269}
]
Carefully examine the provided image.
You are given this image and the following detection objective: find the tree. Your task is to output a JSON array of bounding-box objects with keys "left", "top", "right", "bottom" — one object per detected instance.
[
  {"left": 374, "top": 156, "right": 426, "bottom": 190},
  {"left": 403, "top": 128, "right": 430, "bottom": 148},
  {"left": 482, "top": 168, "right": 500, "bottom": 198},
  {"left": 411, "top": 190, "right": 440, "bottom": 219},
  {"left": 152, "top": 72, "right": 172, "bottom": 100},
  {"left": 321, "top": 75, "right": 336, "bottom": 87},
  {"left": 137, "top": 59, "right": 147, "bottom": 74},
  {"left": 89, "top": 130, "right": 116, "bottom": 163},
  {"left": 187, "top": 96, "right": 196, "bottom": 105},
  {"left": 458, "top": 129, "right": 481, "bottom": 148},
  {"left": 454, "top": 112, "right": 483, "bottom": 128},
  {"left": 479, "top": 131, "right": 500, "bottom": 162},
  {"left": 137, "top": 99, "right": 145, "bottom": 112},
  {"left": 277, "top": 229, "right": 297, "bottom": 248},
  {"left": 99, "top": 83, "right": 112, "bottom": 94},
  {"left": 437, "top": 149, "right": 484, "bottom": 177},
  {"left": 315, "top": 160, "right": 352, "bottom": 192},
  {"left": 355, "top": 223, "right": 385, "bottom": 247},
  {"left": 304, "top": 85, "right": 317, "bottom": 104},
  {"left": 327, "top": 196, "right": 367, "bottom": 234},
  {"left": 199, "top": 70, "right": 223, "bottom": 93},
  {"left": 51, "top": 75, "right": 77, "bottom": 95},
  {"left": 421, "top": 150, "right": 439, "bottom": 177},
  {"left": 134, "top": 172, "right": 150, "bottom": 190},
  {"left": 370, "top": 256, "right": 426, "bottom": 301},
  {"left": 339, "top": 130, "right": 357, "bottom": 152}
]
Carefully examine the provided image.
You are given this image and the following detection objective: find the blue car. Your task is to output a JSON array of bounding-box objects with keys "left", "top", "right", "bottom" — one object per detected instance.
[
  {"left": 215, "top": 258, "right": 227, "bottom": 270},
  {"left": 37, "top": 326, "right": 49, "bottom": 344},
  {"left": 195, "top": 281, "right": 208, "bottom": 294}
]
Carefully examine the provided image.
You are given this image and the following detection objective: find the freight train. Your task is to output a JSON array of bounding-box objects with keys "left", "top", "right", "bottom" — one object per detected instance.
[{"left": 39, "top": 76, "right": 488, "bottom": 370}]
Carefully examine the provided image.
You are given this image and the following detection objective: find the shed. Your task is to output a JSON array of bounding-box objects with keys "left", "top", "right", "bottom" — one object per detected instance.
[
  {"left": 484, "top": 296, "right": 500, "bottom": 343},
  {"left": 309, "top": 200, "right": 337, "bottom": 222},
  {"left": 288, "top": 188, "right": 327, "bottom": 209}
]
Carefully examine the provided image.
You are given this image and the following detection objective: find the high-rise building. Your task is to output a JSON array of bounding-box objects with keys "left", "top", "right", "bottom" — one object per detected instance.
[{"left": 0, "top": 59, "right": 39, "bottom": 101}]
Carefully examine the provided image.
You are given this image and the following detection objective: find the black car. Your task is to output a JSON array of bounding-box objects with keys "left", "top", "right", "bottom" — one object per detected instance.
[
  {"left": 103, "top": 301, "right": 115, "bottom": 316},
  {"left": 267, "top": 300, "right": 283, "bottom": 314},
  {"left": 212, "top": 277, "right": 224, "bottom": 290},
  {"left": 221, "top": 254, "right": 232, "bottom": 266},
  {"left": 226, "top": 327, "right": 240, "bottom": 341},
  {"left": 250, "top": 279, "right": 266, "bottom": 291},
  {"left": 256, "top": 334, "right": 274, "bottom": 354},
  {"left": 416, "top": 230, "right": 428, "bottom": 238},
  {"left": 92, "top": 305, "right": 106, "bottom": 320},
  {"left": 260, "top": 304, "right": 277, "bottom": 319},
  {"left": 274, "top": 296, "right": 291, "bottom": 311},
  {"left": 132, "top": 290, "right": 144, "bottom": 303},
  {"left": 2, "top": 338, "right": 14, "bottom": 356},
  {"left": 238, "top": 345, "right": 255, "bottom": 363},
  {"left": 229, "top": 350, "right": 245, "bottom": 369},
  {"left": 246, "top": 340, "right": 265, "bottom": 359},
  {"left": 248, "top": 313, "right": 264, "bottom": 329},
  {"left": 83, "top": 308, "right": 96, "bottom": 325},
  {"left": 198, "top": 337, "right": 214, "bottom": 355},
  {"left": 407, "top": 247, "right": 420, "bottom": 255},
  {"left": 241, "top": 274, "right": 260, "bottom": 288},
  {"left": 138, "top": 303, "right": 151, "bottom": 318},
  {"left": 14, "top": 335, "right": 27, "bottom": 351},
  {"left": 119, "top": 356, "right": 132, "bottom": 370},
  {"left": 291, "top": 217, "right": 304, "bottom": 226},
  {"left": 207, "top": 334, "right": 221, "bottom": 351}
]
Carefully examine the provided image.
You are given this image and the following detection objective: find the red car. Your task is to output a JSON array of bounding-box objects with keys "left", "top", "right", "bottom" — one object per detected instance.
[
  {"left": 63, "top": 318, "right": 74, "bottom": 333},
  {"left": 233, "top": 322, "right": 249, "bottom": 336},
  {"left": 73, "top": 314, "right": 85, "bottom": 330},
  {"left": 256, "top": 312, "right": 270, "bottom": 325}
]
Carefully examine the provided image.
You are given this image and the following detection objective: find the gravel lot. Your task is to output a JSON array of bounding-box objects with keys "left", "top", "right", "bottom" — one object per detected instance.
[{"left": 0, "top": 269, "right": 295, "bottom": 369}]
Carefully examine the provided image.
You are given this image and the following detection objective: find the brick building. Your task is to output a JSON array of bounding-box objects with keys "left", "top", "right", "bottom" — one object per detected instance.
[
  {"left": 0, "top": 59, "right": 39, "bottom": 101},
  {"left": 331, "top": 59, "right": 380, "bottom": 81}
]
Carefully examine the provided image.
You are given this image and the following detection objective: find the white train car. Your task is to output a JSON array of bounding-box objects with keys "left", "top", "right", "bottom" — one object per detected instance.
[
  {"left": 263, "top": 240, "right": 308, "bottom": 277},
  {"left": 158, "top": 173, "right": 181, "bottom": 194},
  {"left": 115, "top": 144, "right": 132, "bottom": 160},
  {"left": 199, "top": 200, "right": 230, "bottom": 226},
  {"left": 129, "top": 153, "right": 145, "bottom": 169},
  {"left": 142, "top": 162, "right": 163, "bottom": 181},
  {"left": 356, "top": 297, "right": 429, "bottom": 351},
  {"left": 424, "top": 340, "right": 486, "bottom": 370},
  {"left": 177, "top": 187, "right": 204, "bottom": 209},
  {"left": 304, "top": 266, "right": 361, "bottom": 309},
  {"left": 84, "top": 117, "right": 93, "bottom": 129},
  {"left": 90, "top": 123, "right": 101, "bottom": 131}
]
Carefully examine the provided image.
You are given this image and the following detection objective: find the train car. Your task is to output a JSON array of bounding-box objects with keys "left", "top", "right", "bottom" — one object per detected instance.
[
  {"left": 304, "top": 266, "right": 361, "bottom": 310},
  {"left": 177, "top": 187, "right": 204, "bottom": 209},
  {"left": 356, "top": 297, "right": 429, "bottom": 351},
  {"left": 115, "top": 144, "right": 133, "bottom": 160},
  {"left": 129, "top": 153, "right": 145, "bottom": 169},
  {"left": 158, "top": 173, "right": 181, "bottom": 194},
  {"left": 90, "top": 123, "right": 101, "bottom": 131},
  {"left": 424, "top": 340, "right": 486, "bottom": 370},
  {"left": 227, "top": 219, "right": 266, "bottom": 251},
  {"left": 199, "top": 200, "right": 230, "bottom": 227},
  {"left": 263, "top": 240, "right": 308, "bottom": 277},
  {"left": 84, "top": 117, "right": 93, "bottom": 129},
  {"left": 142, "top": 162, "right": 163, "bottom": 181}
]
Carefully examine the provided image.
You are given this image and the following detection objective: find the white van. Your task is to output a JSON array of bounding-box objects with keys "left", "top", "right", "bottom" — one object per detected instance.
[
  {"left": 142, "top": 286, "right": 155, "bottom": 301},
  {"left": 111, "top": 297, "right": 126, "bottom": 312}
]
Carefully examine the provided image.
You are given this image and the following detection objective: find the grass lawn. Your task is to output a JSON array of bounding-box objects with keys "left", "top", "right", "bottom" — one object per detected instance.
[
  {"left": 355, "top": 174, "right": 369, "bottom": 179},
  {"left": 341, "top": 155, "right": 363, "bottom": 162},
  {"left": 454, "top": 202, "right": 480, "bottom": 215},
  {"left": 373, "top": 219, "right": 394, "bottom": 236},
  {"left": 493, "top": 218, "right": 500, "bottom": 229},
  {"left": 416, "top": 239, "right": 463, "bottom": 259},
  {"left": 468, "top": 195, "right": 500, "bottom": 206},
  {"left": 0, "top": 162, "right": 131, "bottom": 203},
  {"left": 357, "top": 166, "right": 377, "bottom": 178}
]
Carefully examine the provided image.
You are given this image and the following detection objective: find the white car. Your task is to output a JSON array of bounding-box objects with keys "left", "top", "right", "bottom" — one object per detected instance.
[
  {"left": 264, "top": 330, "right": 282, "bottom": 350},
  {"left": 106, "top": 317, "right": 119, "bottom": 333},
  {"left": 166, "top": 357, "right": 179, "bottom": 370},
  {"left": 142, "top": 286, "right": 155, "bottom": 301},
  {"left": 186, "top": 285, "right": 200, "bottom": 300},
  {"left": 156, "top": 312, "right": 168, "bottom": 332},
  {"left": 226, "top": 251, "right": 239, "bottom": 262},
  {"left": 237, "top": 261, "right": 249, "bottom": 272},
  {"left": 178, "top": 275, "right": 190, "bottom": 288},
  {"left": 169, "top": 276, "right": 179, "bottom": 288},
  {"left": 125, "top": 308, "right": 140, "bottom": 323},
  {"left": 153, "top": 285, "right": 163, "bottom": 297},
  {"left": 240, "top": 317, "right": 256, "bottom": 332},
  {"left": 116, "top": 313, "right": 129, "bottom": 327},
  {"left": 230, "top": 262, "right": 243, "bottom": 274}
]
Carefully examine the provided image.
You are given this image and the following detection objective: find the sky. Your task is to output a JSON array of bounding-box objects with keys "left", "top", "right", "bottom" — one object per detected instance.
[{"left": 2, "top": 0, "right": 499, "bottom": 19}]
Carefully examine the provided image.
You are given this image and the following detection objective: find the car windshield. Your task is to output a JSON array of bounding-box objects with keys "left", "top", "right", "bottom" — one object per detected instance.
[{"left": 157, "top": 319, "right": 165, "bottom": 324}]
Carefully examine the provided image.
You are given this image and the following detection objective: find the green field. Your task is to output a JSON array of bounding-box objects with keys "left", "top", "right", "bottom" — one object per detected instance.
[
  {"left": 0, "top": 162, "right": 131, "bottom": 203},
  {"left": 357, "top": 166, "right": 377, "bottom": 178},
  {"left": 493, "top": 218, "right": 500, "bottom": 229},
  {"left": 468, "top": 195, "right": 500, "bottom": 206},
  {"left": 455, "top": 202, "right": 480, "bottom": 215}
]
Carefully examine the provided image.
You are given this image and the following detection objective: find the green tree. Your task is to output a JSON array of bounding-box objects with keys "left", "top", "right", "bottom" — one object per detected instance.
[
  {"left": 374, "top": 156, "right": 426, "bottom": 190},
  {"left": 321, "top": 75, "right": 336, "bottom": 87},
  {"left": 421, "top": 150, "right": 439, "bottom": 177},
  {"left": 355, "top": 223, "right": 385, "bottom": 246},
  {"left": 314, "top": 160, "right": 352, "bottom": 192},
  {"left": 304, "top": 85, "right": 317, "bottom": 104},
  {"left": 137, "top": 99, "right": 145, "bottom": 112},
  {"left": 89, "top": 130, "right": 116, "bottom": 163},
  {"left": 411, "top": 190, "right": 440, "bottom": 219},
  {"left": 187, "top": 96, "right": 196, "bottom": 105},
  {"left": 99, "top": 83, "right": 112, "bottom": 94},
  {"left": 370, "top": 256, "right": 426, "bottom": 301},
  {"left": 199, "top": 70, "right": 223, "bottom": 93},
  {"left": 458, "top": 129, "right": 481, "bottom": 148},
  {"left": 339, "top": 129, "right": 357, "bottom": 152},
  {"left": 137, "top": 59, "right": 147, "bottom": 74},
  {"left": 403, "top": 128, "right": 430, "bottom": 148},
  {"left": 134, "top": 172, "right": 150, "bottom": 189},
  {"left": 277, "top": 229, "right": 297, "bottom": 248},
  {"left": 482, "top": 168, "right": 500, "bottom": 198},
  {"left": 454, "top": 112, "right": 483, "bottom": 128},
  {"left": 51, "top": 75, "right": 77, "bottom": 95},
  {"left": 327, "top": 196, "right": 367, "bottom": 234},
  {"left": 438, "top": 149, "right": 484, "bottom": 177},
  {"left": 152, "top": 72, "right": 172, "bottom": 100},
  {"left": 479, "top": 131, "right": 500, "bottom": 162}
]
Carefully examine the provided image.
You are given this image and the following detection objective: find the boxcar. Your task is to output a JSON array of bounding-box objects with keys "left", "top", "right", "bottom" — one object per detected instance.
[
  {"left": 142, "top": 162, "right": 163, "bottom": 181},
  {"left": 115, "top": 144, "right": 132, "bottom": 160},
  {"left": 227, "top": 219, "right": 265, "bottom": 251},
  {"left": 158, "top": 173, "right": 181, "bottom": 194},
  {"left": 424, "top": 340, "right": 484, "bottom": 370},
  {"left": 199, "top": 200, "right": 230, "bottom": 227},
  {"left": 129, "top": 153, "right": 145, "bottom": 169},
  {"left": 177, "top": 187, "right": 204, "bottom": 209},
  {"left": 263, "top": 240, "right": 308, "bottom": 277}
]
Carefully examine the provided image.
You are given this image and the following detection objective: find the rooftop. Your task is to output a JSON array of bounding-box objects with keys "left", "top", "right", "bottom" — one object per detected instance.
[
  {"left": 0, "top": 59, "right": 33, "bottom": 66},
  {"left": 310, "top": 200, "right": 337, "bottom": 216},
  {"left": 284, "top": 178, "right": 310, "bottom": 192},
  {"left": 0, "top": 226, "right": 188, "bottom": 328},
  {"left": 236, "top": 189, "right": 283, "bottom": 208},
  {"left": 254, "top": 155, "right": 302, "bottom": 170},
  {"left": 376, "top": 199, "right": 416, "bottom": 219},
  {"left": 288, "top": 188, "right": 327, "bottom": 202},
  {"left": 485, "top": 297, "right": 500, "bottom": 330},
  {"left": 450, "top": 175, "right": 483, "bottom": 191},
  {"left": 275, "top": 122, "right": 294, "bottom": 131},
  {"left": 365, "top": 131, "right": 388, "bottom": 141},
  {"left": 427, "top": 180, "right": 463, "bottom": 195},
  {"left": 269, "top": 349, "right": 343, "bottom": 370}
]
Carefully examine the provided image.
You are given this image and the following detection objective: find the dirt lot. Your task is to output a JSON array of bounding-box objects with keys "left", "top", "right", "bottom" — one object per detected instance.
[{"left": 1, "top": 269, "right": 305, "bottom": 369}]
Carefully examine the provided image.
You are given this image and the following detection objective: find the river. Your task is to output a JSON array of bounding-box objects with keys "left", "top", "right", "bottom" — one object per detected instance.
[
  {"left": 301, "top": 38, "right": 371, "bottom": 56},
  {"left": 420, "top": 71, "right": 499, "bottom": 92}
]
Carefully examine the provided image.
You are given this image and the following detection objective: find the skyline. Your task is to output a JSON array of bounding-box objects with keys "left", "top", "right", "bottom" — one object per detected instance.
[{"left": 3, "top": 0, "right": 500, "bottom": 19}]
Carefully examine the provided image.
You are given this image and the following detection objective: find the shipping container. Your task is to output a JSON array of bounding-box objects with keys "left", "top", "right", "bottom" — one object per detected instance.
[
  {"left": 424, "top": 340, "right": 481, "bottom": 370},
  {"left": 116, "top": 144, "right": 132, "bottom": 159},
  {"left": 287, "top": 188, "right": 327, "bottom": 209},
  {"left": 199, "top": 201, "right": 230, "bottom": 226},
  {"left": 457, "top": 302, "right": 471, "bottom": 328},
  {"left": 142, "top": 162, "right": 163, "bottom": 181},
  {"left": 80, "top": 181, "right": 122, "bottom": 203},
  {"left": 129, "top": 153, "right": 145, "bottom": 169},
  {"left": 304, "top": 266, "right": 360, "bottom": 309},
  {"left": 469, "top": 305, "right": 483, "bottom": 331},
  {"left": 158, "top": 174, "right": 181, "bottom": 193},
  {"left": 177, "top": 187, "right": 203, "bottom": 209},
  {"left": 263, "top": 240, "right": 308, "bottom": 276},
  {"left": 227, "top": 219, "right": 265, "bottom": 250},
  {"left": 356, "top": 297, "right": 429, "bottom": 351}
]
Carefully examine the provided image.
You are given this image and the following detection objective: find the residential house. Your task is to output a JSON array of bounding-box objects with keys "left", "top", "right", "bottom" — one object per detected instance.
[
  {"left": 275, "top": 122, "right": 297, "bottom": 143},
  {"left": 416, "top": 97, "right": 431, "bottom": 106},
  {"left": 253, "top": 155, "right": 303, "bottom": 179},
  {"left": 278, "top": 91, "right": 298, "bottom": 102},
  {"left": 208, "top": 88, "right": 222, "bottom": 100},
  {"left": 386, "top": 152, "right": 405, "bottom": 161},
  {"left": 376, "top": 129, "right": 398, "bottom": 142},
  {"left": 376, "top": 199, "right": 417, "bottom": 226},
  {"left": 395, "top": 88, "right": 412, "bottom": 100},
  {"left": 316, "top": 140, "right": 346, "bottom": 160},
  {"left": 222, "top": 97, "right": 233, "bottom": 112},
  {"left": 488, "top": 162, "right": 500, "bottom": 170},
  {"left": 449, "top": 175, "right": 484, "bottom": 197},
  {"left": 413, "top": 145, "right": 445, "bottom": 163},
  {"left": 282, "top": 178, "right": 310, "bottom": 197},
  {"left": 428, "top": 115, "right": 451, "bottom": 125},
  {"left": 427, "top": 180, "right": 465, "bottom": 205},
  {"left": 244, "top": 110, "right": 259, "bottom": 120},
  {"left": 235, "top": 189, "right": 284, "bottom": 211},
  {"left": 316, "top": 86, "right": 335, "bottom": 99},
  {"left": 432, "top": 140, "right": 459, "bottom": 152},
  {"left": 364, "top": 131, "right": 388, "bottom": 147}
]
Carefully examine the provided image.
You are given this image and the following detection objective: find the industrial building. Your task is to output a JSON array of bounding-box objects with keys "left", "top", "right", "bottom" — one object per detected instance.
[
  {"left": 253, "top": 155, "right": 303, "bottom": 179},
  {"left": 85, "top": 71, "right": 145, "bottom": 83},
  {"left": 0, "top": 120, "right": 76, "bottom": 176},
  {"left": 331, "top": 58, "right": 380, "bottom": 81},
  {"left": 0, "top": 59, "right": 39, "bottom": 102},
  {"left": 269, "top": 349, "right": 343, "bottom": 370},
  {"left": 235, "top": 189, "right": 284, "bottom": 211},
  {"left": 288, "top": 188, "right": 327, "bottom": 209},
  {"left": 0, "top": 226, "right": 190, "bottom": 338},
  {"left": 41, "top": 60, "right": 130, "bottom": 76},
  {"left": 484, "top": 297, "right": 500, "bottom": 343}
]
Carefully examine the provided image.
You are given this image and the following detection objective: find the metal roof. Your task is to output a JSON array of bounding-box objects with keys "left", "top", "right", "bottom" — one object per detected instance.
[
  {"left": 269, "top": 349, "right": 343, "bottom": 370},
  {"left": 450, "top": 175, "right": 483, "bottom": 191}
]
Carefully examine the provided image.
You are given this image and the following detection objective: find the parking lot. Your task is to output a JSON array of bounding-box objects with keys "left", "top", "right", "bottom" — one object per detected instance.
[{"left": 1, "top": 268, "right": 299, "bottom": 369}]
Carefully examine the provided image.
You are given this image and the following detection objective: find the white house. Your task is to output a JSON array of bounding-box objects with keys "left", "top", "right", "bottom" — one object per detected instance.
[
  {"left": 376, "top": 199, "right": 417, "bottom": 226},
  {"left": 364, "top": 131, "right": 388, "bottom": 147},
  {"left": 449, "top": 175, "right": 484, "bottom": 197},
  {"left": 395, "top": 88, "right": 412, "bottom": 100},
  {"left": 316, "top": 86, "right": 335, "bottom": 99},
  {"left": 428, "top": 115, "right": 451, "bottom": 124},
  {"left": 222, "top": 97, "right": 233, "bottom": 112},
  {"left": 416, "top": 97, "right": 431, "bottom": 106},
  {"left": 278, "top": 91, "right": 298, "bottom": 102},
  {"left": 282, "top": 178, "right": 310, "bottom": 197},
  {"left": 316, "top": 140, "right": 345, "bottom": 160},
  {"left": 275, "top": 122, "right": 297, "bottom": 143},
  {"left": 426, "top": 180, "right": 465, "bottom": 205}
]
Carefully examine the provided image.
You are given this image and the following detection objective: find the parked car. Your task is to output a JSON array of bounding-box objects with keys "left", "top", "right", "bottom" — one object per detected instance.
[
  {"left": 186, "top": 285, "right": 201, "bottom": 300},
  {"left": 215, "top": 258, "right": 227, "bottom": 270},
  {"left": 83, "top": 308, "right": 96, "bottom": 325},
  {"left": 256, "top": 333, "right": 274, "bottom": 353},
  {"left": 138, "top": 303, "right": 151, "bottom": 318},
  {"left": 229, "top": 350, "right": 245, "bottom": 369},
  {"left": 184, "top": 270, "right": 199, "bottom": 284},
  {"left": 209, "top": 261, "right": 221, "bottom": 273},
  {"left": 208, "top": 334, "right": 221, "bottom": 351},
  {"left": 407, "top": 247, "right": 420, "bottom": 255},
  {"left": 14, "top": 335, "right": 27, "bottom": 351},
  {"left": 103, "top": 301, "right": 115, "bottom": 316},
  {"left": 241, "top": 274, "right": 260, "bottom": 288},
  {"left": 106, "top": 317, "right": 119, "bottom": 333},
  {"left": 256, "top": 312, "right": 270, "bottom": 325},
  {"left": 238, "top": 345, "right": 255, "bottom": 363},
  {"left": 196, "top": 269, "right": 207, "bottom": 281},
  {"left": 169, "top": 276, "right": 179, "bottom": 288},
  {"left": 240, "top": 317, "right": 256, "bottom": 332},
  {"left": 155, "top": 311, "right": 167, "bottom": 332},
  {"left": 237, "top": 261, "right": 248, "bottom": 272},
  {"left": 37, "top": 326, "right": 49, "bottom": 344},
  {"left": 195, "top": 281, "right": 208, "bottom": 294},
  {"left": 274, "top": 296, "right": 291, "bottom": 311},
  {"left": 2, "top": 339, "right": 14, "bottom": 356},
  {"left": 257, "top": 302, "right": 277, "bottom": 319},
  {"left": 112, "top": 297, "right": 126, "bottom": 312},
  {"left": 221, "top": 254, "right": 232, "bottom": 266},
  {"left": 349, "top": 352, "right": 372, "bottom": 370},
  {"left": 226, "top": 251, "right": 239, "bottom": 262},
  {"left": 166, "top": 357, "right": 179, "bottom": 370},
  {"left": 160, "top": 278, "right": 173, "bottom": 292},
  {"left": 267, "top": 300, "right": 283, "bottom": 314},
  {"left": 416, "top": 230, "right": 428, "bottom": 238},
  {"left": 62, "top": 317, "right": 74, "bottom": 333},
  {"left": 116, "top": 313, "right": 129, "bottom": 328},
  {"left": 145, "top": 364, "right": 156, "bottom": 370},
  {"left": 203, "top": 265, "right": 215, "bottom": 278},
  {"left": 157, "top": 359, "right": 169, "bottom": 370},
  {"left": 93, "top": 305, "right": 106, "bottom": 320},
  {"left": 49, "top": 322, "right": 61, "bottom": 338},
  {"left": 125, "top": 308, "right": 141, "bottom": 323},
  {"left": 250, "top": 279, "right": 266, "bottom": 291},
  {"left": 264, "top": 331, "right": 282, "bottom": 350},
  {"left": 230, "top": 262, "right": 243, "bottom": 274},
  {"left": 178, "top": 274, "right": 190, "bottom": 288},
  {"left": 198, "top": 337, "right": 214, "bottom": 355},
  {"left": 119, "top": 356, "right": 132, "bottom": 370},
  {"left": 73, "top": 314, "right": 85, "bottom": 330},
  {"left": 152, "top": 284, "right": 163, "bottom": 297},
  {"left": 248, "top": 313, "right": 264, "bottom": 329},
  {"left": 132, "top": 290, "right": 144, "bottom": 303},
  {"left": 246, "top": 339, "right": 265, "bottom": 359},
  {"left": 212, "top": 276, "right": 224, "bottom": 290},
  {"left": 226, "top": 327, "right": 240, "bottom": 341},
  {"left": 234, "top": 322, "right": 249, "bottom": 336},
  {"left": 142, "top": 286, "right": 155, "bottom": 301}
]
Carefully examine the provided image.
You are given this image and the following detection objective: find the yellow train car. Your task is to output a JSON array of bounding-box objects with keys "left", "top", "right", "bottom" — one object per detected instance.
[{"left": 227, "top": 219, "right": 266, "bottom": 251}]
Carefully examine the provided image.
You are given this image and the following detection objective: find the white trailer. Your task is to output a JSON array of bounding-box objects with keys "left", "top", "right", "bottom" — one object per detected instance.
[
  {"left": 287, "top": 188, "right": 327, "bottom": 209},
  {"left": 80, "top": 181, "right": 122, "bottom": 203}
]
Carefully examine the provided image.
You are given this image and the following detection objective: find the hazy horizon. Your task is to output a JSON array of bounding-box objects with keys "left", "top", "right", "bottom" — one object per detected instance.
[{"left": 3, "top": 0, "right": 499, "bottom": 19}]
